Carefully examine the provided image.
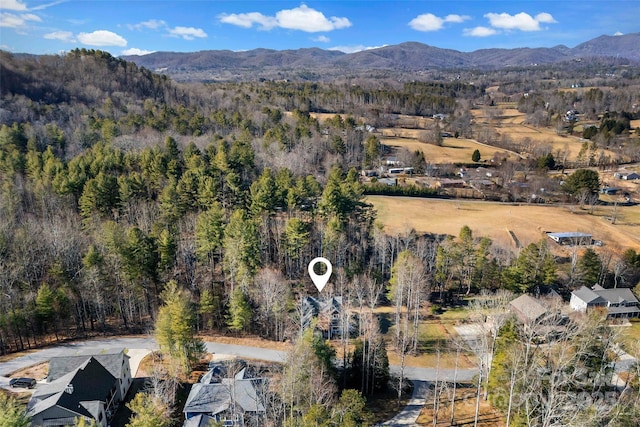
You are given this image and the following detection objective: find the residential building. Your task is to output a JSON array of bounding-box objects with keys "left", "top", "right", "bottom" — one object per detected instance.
[
  {"left": 509, "top": 293, "right": 567, "bottom": 339},
  {"left": 26, "top": 349, "right": 132, "bottom": 427},
  {"left": 570, "top": 285, "right": 640, "bottom": 318},
  {"left": 183, "top": 367, "right": 265, "bottom": 427},
  {"left": 301, "top": 296, "right": 352, "bottom": 339}
]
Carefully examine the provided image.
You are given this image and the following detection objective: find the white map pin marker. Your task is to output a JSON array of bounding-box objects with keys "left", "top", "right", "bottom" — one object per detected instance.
[{"left": 308, "top": 257, "right": 332, "bottom": 292}]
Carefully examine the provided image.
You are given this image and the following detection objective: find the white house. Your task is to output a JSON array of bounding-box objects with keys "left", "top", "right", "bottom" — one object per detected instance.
[{"left": 570, "top": 285, "right": 640, "bottom": 318}]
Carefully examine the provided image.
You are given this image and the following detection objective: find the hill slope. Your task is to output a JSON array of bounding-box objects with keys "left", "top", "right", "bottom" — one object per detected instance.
[{"left": 121, "top": 32, "right": 640, "bottom": 81}]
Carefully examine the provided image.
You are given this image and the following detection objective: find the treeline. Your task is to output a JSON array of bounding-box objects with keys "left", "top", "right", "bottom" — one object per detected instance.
[{"left": 363, "top": 182, "right": 438, "bottom": 197}]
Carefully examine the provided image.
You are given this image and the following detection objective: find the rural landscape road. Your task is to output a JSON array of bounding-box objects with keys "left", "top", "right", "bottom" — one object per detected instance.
[{"left": 0, "top": 336, "right": 477, "bottom": 426}]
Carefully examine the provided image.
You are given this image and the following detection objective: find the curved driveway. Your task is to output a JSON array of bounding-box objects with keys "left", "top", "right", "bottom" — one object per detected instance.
[{"left": 0, "top": 337, "right": 477, "bottom": 426}]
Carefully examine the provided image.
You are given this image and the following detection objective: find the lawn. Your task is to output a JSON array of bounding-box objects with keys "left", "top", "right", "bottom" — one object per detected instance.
[
  {"left": 367, "top": 196, "right": 640, "bottom": 253},
  {"left": 385, "top": 312, "right": 476, "bottom": 369},
  {"left": 617, "top": 319, "right": 640, "bottom": 353}
]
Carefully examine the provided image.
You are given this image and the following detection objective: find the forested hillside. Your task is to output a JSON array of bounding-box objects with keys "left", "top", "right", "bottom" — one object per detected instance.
[
  {"left": 3, "top": 47, "right": 640, "bottom": 426},
  {"left": 1, "top": 49, "right": 640, "bottom": 355}
]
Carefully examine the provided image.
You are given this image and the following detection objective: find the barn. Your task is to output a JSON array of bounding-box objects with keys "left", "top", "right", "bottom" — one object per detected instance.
[{"left": 547, "top": 231, "right": 593, "bottom": 246}]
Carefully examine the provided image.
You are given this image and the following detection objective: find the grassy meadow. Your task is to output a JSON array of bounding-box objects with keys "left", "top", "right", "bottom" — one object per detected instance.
[{"left": 367, "top": 196, "right": 640, "bottom": 253}]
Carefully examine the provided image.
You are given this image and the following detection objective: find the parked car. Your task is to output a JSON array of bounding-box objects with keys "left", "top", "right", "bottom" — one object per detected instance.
[{"left": 9, "top": 377, "right": 36, "bottom": 388}]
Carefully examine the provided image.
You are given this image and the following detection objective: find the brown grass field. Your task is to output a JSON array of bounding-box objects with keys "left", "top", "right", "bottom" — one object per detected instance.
[
  {"left": 474, "top": 108, "right": 618, "bottom": 161},
  {"left": 380, "top": 135, "right": 513, "bottom": 164},
  {"left": 367, "top": 196, "right": 640, "bottom": 253}
]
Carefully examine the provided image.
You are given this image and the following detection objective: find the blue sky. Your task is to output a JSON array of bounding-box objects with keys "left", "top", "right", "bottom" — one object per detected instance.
[{"left": 1, "top": 1, "right": 639, "bottom": 56}]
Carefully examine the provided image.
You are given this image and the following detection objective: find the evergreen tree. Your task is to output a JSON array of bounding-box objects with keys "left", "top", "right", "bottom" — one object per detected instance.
[
  {"left": 195, "top": 202, "right": 225, "bottom": 264},
  {"left": 577, "top": 248, "right": 603, "bottom": 286},
  {"left": 126, "top": 393, "right": 171, "bottom": 427},
  {"left": 563, "top": 169, "right": 600, "bottom": 197},
  {"left": 0, "top": 393, "right": 30, "bottom": 427},
  {"left": 502, "top": 240, "right": 556, "bottom": 293},
  {"left": 227, "top": 287, "right": 252, "bottom": 333},
  {"left": 155, "top": 280, "right": 204, "bottom": 373},
  {"left": 223, "top": 209, "right": 260, "bottom": 288},
  {"left": 471, "top": 149, "right": 481, "bottom": 163},
  {"left": 332, "top": 389, "right": 371, "bottom": 427}
]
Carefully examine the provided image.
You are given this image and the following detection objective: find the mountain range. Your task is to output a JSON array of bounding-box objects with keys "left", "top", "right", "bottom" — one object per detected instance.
[{"left": 121, "top": 32, "right": 640, "bottom": 81}]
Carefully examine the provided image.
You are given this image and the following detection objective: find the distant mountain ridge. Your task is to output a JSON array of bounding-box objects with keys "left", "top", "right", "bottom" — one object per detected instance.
[{"left": 121, "top": 32, "right": 640, "bottom": 81}]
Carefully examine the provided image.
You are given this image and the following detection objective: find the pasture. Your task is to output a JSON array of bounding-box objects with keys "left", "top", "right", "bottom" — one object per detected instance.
[
  {"left": 474, "top": 108, "right": 618, "bottom": 162},
  {"left": 367, "top": 195, "right": 640, "bottom": 253},
  {"left": 379, "top": 134, "right": 512, "bottom": 164}
]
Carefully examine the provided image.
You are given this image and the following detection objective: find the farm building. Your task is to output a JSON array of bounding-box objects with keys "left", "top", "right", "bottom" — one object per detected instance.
[
  {"left": 614, "top": 172, "right": 640, "bottom": 180},
  {"left": 547, "top": 232, "right": 593, "bottom": 246},
  {"left": 436, "top": 178, "right": 466, "bottom": 189},
  {"left": 600, "top": 187, "right": 621, "bottom": 195}
]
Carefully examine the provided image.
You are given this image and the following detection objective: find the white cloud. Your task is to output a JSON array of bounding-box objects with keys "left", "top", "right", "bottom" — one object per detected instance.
[
  {"left": 484, "top": 12, "right": 556, "bottom": 32},
  {"left": 409, "top": 13, "right": 444, "bottom": 32},
  {"left": 276, "top": 4, "right": 351, "bottom": 32},
  {"left": 218, "top": 12, "right": 277, "bottom": 30},
  {"left": 328, "top": 44, "right": 386, "bottom": 54},
  {"left": 22, "top": 13, "right": 41, "bottom": 22},
  {"left": 122, "top": 47, "right": 155, "bottom": 56},
  {"left": 128, "top": 19, "right": 167, "bottom": 31},
  {"left": 2, "top": 0, "right": 28, "bottom": 11},
  {"left": 444, "top": 14, "right": 471, "bottom": 24},
  {"left": 409, "top": 13, "right": 470, "bottom": 32},
  {"left": 313, "top": 35, "right": 330, "bottom": 43},
  {"left": 78, "top": 30, "right": 127, "bottom": 47},
  {"left": 44, "top": 30, "right": 75, "bottom": 42},
  {"left": 1, "top": 13, "right": 24, "bottom": 28},
  {"left": 614, "top": 31, "right": 623, "bottom": 36},
  {"left": 0, "top": 11, "right": 39, "bottom": 28},
  {"left": 219, "top": 5, "right": 351, "bottom": 33},
  {"left": 168, "top": 26, "right": 207, "bottom": 40},
  {"left": 535, "top": 13, "right": 557, "bottom": 24},
  {"left": 463, "top": 26, "right": 498, "bottom": 37}
]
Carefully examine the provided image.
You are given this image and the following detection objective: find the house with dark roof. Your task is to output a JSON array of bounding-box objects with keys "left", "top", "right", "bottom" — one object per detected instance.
[
  {"left": 27, "top": 349, "right": 132, "bottom": 427},
  {"left": 302, "top": 296, "right": 354, "bottom": 339},
  {"left": 183, "top": 367, "right": 265, "bottom": 427},
  {"left": 570, "top": 285, "right": 640, "bottom": 318},
  {"left": 47, "top": 349, "right": 132, "bottom": 402}
]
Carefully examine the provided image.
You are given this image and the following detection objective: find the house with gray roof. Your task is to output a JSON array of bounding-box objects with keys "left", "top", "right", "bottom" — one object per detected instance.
[
  {"left": 26, "top": 349, "right": 132, "bottom": 427},
  {"left": 183, "top": 367, "right": 265, "bottom": 427},
  {"left": 509, "top": 294, "right": 567, "bottom": 340},
  {"left": 302, "top": 296, "right": 354, "bottom": 339},
  {"left": 570, "top": 285, "right": 640, "bottom": 318},
  {"left": 510, "top": 294, "right": 551, "bottom": 324}
]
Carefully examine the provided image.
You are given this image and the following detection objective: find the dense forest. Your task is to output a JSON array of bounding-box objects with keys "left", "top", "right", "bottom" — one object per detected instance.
[{"left": 2, "top": 49, "right": 640, "bottom": 425}]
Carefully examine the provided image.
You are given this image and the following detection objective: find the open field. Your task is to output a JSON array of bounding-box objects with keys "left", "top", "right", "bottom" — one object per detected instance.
[
  {"left": 368, "top": 196, "right": 640, "bottom": 253},
  {"left": 380, "top": 134, "right": 514, "bottom": 164},
  {"left": 473, "top": 108, "right": 619, "bottom": 162}
]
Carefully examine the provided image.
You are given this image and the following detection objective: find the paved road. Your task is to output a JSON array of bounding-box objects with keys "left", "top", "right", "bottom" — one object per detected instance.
[{"left": 0, "top": 336, "right": 477, "bottom": 425}]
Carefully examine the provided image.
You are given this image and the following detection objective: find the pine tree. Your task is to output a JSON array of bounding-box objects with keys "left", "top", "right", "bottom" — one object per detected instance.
[
  {"left": 125, "top": 393, "right": 171, "bottom": 427},
  {"left": 155, "top": 280, "right": 204, "bottom": 373},
  {"left": 227, "top": 287, "right": 252, "bottom": 333},
  {"left": 472, "top": 149, "right": 481, "bottom": 163},
  {"left": 0, "top": 394, "right": 30, "bottom": 427}
]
